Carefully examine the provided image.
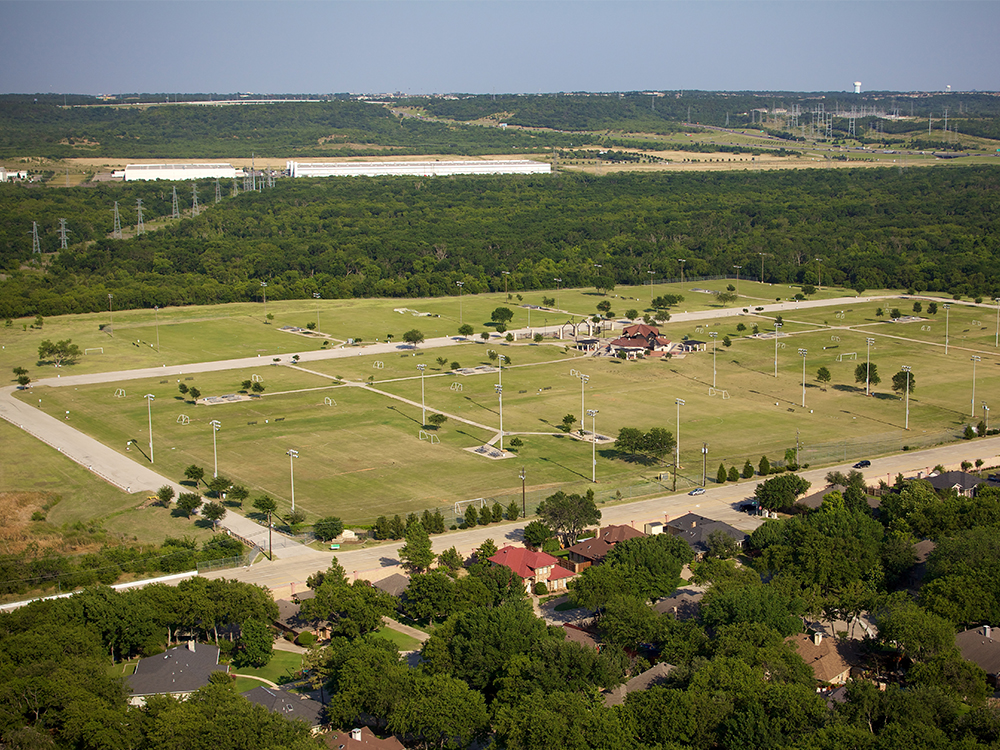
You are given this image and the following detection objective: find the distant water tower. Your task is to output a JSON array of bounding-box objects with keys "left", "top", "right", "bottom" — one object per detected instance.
[{"left": 854, "top": 81, "right": 862, "bottom": 94}]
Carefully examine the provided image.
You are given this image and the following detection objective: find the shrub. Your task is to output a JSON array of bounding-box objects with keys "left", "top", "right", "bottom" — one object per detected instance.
[
  {"left": 533, "top": 582, "right": 548, "bottom": 596},
  {"left": 295, "top": 632, "right": 316, "bottom": 647}
]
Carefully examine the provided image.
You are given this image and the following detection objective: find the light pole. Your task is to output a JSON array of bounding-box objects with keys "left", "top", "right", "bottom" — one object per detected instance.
[
  {"left": 758, "top": 252, "right": 767, "bottom": 283},
  {"left": 417, "top": 364, "right": 426, "bottom": 425},
  {"left": 108, "top": 294, "right": 114, "bottom": 337},
  {"left": 944, "top": 303, "right": 951, "bottom": 355},
  {"left": 733, "top": 265, "right": 742, "bottom": 297},
  {"left": 502, "top": 270, "right": 510, "bottom": 297},
  {"left": 287, "top": 449, "right": 298, "bottom": 512},
  {"left": 865, "top": 338, "right": 876, "bottom": 396},
  {"left": 674, "top": 398, "right": 685, "bottom": 492},
  {"left": 709, "top": 331, "right": 718, "bottom": 388},
  {"left": 902, "top": 366, "right": 912, "bottom": 430},
  {"left": 798, "top": 348, "right": 808, "bottom": 408},
  {"left": 983, "top": 402, "right": 990, "bottom": 432},
  {"left": 144, "top": 393, "right": 155, "bottom": 463},
  {"left": 773, "top": 322, "right": 782, "bottom": 377},
  {"left": 678, "top": 259, "right": 685, "bottom": 285},
  {"left": 554, "top": 277, "right": 562, "bottom": 310},
  {"left": 815, "top": 257, "right": 822, "bottom": 288},
  {"left": 261, "top": 281, "right": 268, "bottom": 323},
  {"left": 648, "top": 270, "right": 655, "bottom": 304},
  {"left": 210, "top": 419, "right": 221, "bottom": 478},
  {"left": 971, "top": 356, "right": 981, "bottom": 418},
  {"left": 995, "top": 298, "right": 999, "bottom": 348},
  {"left": 701, "top": 443, "right": 708, "bottom": 488},
  {"left": 313, "top": 292, "right": 321, "bottom": 332},
  {"left": 456, "top": 281, "right": 464, "bottom": 325},
  {"left": 587, "top": 409, "right": 599, "bottom": 483},
  {"left": 519, "top": 467, "right": 526, "bottom": 517},
  {"left": 495, "top": 384, "right": 504, "bottom": 452},
  {"left": 577, "top": 372, "right": 589, "bottom": 429},
  {"left": 593, "top": 264, "right": 602, "bottom": 294},
  {"left": 154, "top": 305, "right": 160, "bottom": 353}
]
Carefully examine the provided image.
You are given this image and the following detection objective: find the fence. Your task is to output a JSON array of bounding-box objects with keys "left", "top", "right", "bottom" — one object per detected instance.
[{"left": 196, "top": 552, "right": 256, "bottom": 573}]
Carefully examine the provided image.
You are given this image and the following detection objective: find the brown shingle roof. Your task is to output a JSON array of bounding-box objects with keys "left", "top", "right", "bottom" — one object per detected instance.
[
  {"left": 603, "top": 662, "right": 674, "bottom": 706},
  {"left": 956, "top": 626, "right": 1000, "bottom": 677}
]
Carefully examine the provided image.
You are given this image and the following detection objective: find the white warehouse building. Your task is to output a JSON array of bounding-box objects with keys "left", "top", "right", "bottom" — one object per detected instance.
[
  {"left": 124, "top": 163, "right": 238, "bottom": 181},
  {"left": 286, "top": 160, "right": 550, "bottom": 178}
]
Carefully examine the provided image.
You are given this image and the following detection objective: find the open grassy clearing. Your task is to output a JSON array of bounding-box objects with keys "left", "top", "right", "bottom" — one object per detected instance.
[{"left": 231, "top": 649, "right": 303, "bottom": 684}]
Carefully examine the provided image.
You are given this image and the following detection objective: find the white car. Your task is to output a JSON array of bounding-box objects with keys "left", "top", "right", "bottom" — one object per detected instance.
[{"left": 688, "top": 488, "right": 706, "bottom": 496}]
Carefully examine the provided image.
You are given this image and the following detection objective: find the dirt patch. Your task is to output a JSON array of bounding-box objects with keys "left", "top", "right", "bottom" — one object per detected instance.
[{"left": 0, "top": 491, "right": 65, "bottom": 555}]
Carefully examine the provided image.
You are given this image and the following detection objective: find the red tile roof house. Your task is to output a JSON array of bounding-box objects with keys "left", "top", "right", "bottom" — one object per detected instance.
[
  {"left": 607, "top": 323, "right": 672, "bottom": 360},
  {"left": 565, "top": 524, "right": 646, "bottom": 572},
  {"left": 488, "top": 545, "right": 576, "bottom": 594}
]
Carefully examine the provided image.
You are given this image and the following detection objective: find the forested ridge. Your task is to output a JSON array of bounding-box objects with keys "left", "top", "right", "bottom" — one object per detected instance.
[{"left": 2, "top": 166, "right": 999, "bottom": 319}]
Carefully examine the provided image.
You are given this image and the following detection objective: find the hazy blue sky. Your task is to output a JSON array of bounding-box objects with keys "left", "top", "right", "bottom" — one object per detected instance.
[{"left": 2, "top": 1, "right": 997, "bottom": 95}]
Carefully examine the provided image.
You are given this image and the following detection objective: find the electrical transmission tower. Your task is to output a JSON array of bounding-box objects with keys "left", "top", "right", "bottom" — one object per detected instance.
[
  {"left": 58, "top": 218, "right": 70, "bottom": 249},
  {"left": 171, "top": 187, "right": 180, "bottom": 219},
  {"left": 215, "top": 178, "right": 221, "bottom": 204},
  {"left": 232, "top": 177, "right": 239, "bottom": 197},
  {"left": 849, "top": 107, "right": 856, "bottom": 138},
  {"left": 113, "top": 202, "right": 122, "bottom": 239},
  {"left": 30, "top": 221, "right": 41, "bottom": 254},
  {"left": 136, "top": 199, "right": 144, "bottom": 235},
  {"left": 191, "top": 184, "right": 199, "bottom": 216}
]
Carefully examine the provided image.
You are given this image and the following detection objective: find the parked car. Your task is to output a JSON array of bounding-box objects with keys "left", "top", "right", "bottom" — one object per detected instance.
[
  {"left": 853, "top": 460, "right": 871, "bottom": 469},
  {"left": 688, "top": 488, "right": 706, "bottom": 496}
]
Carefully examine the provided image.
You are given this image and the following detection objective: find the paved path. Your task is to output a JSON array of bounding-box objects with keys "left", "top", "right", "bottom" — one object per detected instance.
[{"left": 381, "top": 616, "right": 430, "bottom": 643}]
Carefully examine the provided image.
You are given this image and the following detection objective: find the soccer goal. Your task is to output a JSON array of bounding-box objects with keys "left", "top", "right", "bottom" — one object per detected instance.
[
  {"left": 709, "top": 387, "right": 730, "bottom": 399},
  {"left": 323, "top": 397, "right": 337, "bottom": 406},
  {"left": 835, "top": 311, "right": 846, "bottom": 320},
  {"left": 569, "top": 368, "right": 580, "bottom": 377},
  {"left": 972, "top": 319, "right": 981, "bottom": 327},
  {"left": 450, "top": 382, "right": 464, "bottom": 392},
  {"left": 373, "top": 361, "right": 384, "bottom": 369},
  {"left": 113, "top": 388, "right": 126, "bottom": 398},
  {"left": 830, "top": 335, "right": 841, "bottom": 342},
  {"left": 454, "top": 498, "right": 486, "bottom": 517},
  {"left": 176, "top": 414, "right": 190, "bottom": 425},
  {"left": 921, "top": 325, "right": 932, "bottom": 331},
  {"left": 419, "top": 430, "right": 441, "bottom": 444},
  {"left": 251, "top": 373, "right": 263, "bottom": 383},
  {"left": 836, "top": 352, "right": 858, "bottom": 361},
  {"left": 85, "top": 347, "right": 104, "bottom": 355}
]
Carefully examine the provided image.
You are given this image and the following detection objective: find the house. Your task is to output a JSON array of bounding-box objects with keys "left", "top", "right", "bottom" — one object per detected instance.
[
  {"left": 565, "top": 524, "right": 645, "bottom": 572},
  {"left": 787, "top": 632, "right": 861, "bottom": 685},
  {"left": 603, "top": 662, "right": 675, "bottom": 707},
  {"left": 562, "top": 623, "right": 600, "bottom": 651},
  {"left": 242, "top": 686, "right": 325, "bottom": 733},
  {"left": 955, "top": 625, "right": 1000, "bottom": 688},
  {"left": 796, "top": 484, "right": 881, "bottom": 511},
  {"left": 127, "top": 642, "right": 228, "bottom": 705},
  {"left": 926, "top": 470, "right": 985, "bottom": 498},
  {"left": 664, "top": 513, "right": 748, "bottom": 557},
  {"left": 653, "top": 589, "right": 704, "bottom": 621},
  {"left": 371, "top": 572, "right": 409, "bottom": 598},
  {"left": 488, "top": 545, "right": 575, "bottom": 593},
  {"left": 325, "top": 727, "right": 405, "bottom": 750},
  {"left": 607, "top": 323, "right": 672, "bottom": 359}
]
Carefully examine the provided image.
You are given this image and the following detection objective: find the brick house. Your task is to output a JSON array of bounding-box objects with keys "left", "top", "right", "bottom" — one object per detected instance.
[
  {"left": 565, "top": 524, "right": 645, "bottom": 572},
  {"left": 488, "top": 545, "right": 575, "bottom": 593}
]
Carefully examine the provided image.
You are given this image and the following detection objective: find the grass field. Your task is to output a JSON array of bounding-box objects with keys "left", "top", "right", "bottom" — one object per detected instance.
[{"left": 4, "top": 284, "right": 999, "bottom": 531}]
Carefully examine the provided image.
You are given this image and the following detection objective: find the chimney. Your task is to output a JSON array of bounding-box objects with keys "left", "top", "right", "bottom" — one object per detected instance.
[
  {"left": 985, "top": 625, "right": 992, "bottom": 639},
  {"left": 187, "top": 640, "right": 195, "bottom": 652},
  {"left": 690, "top": 520, "right": 696, "bottom": 528},
  {"left": 350, "top": 728, "right": 363, "bottom": 741},
  {"left": 812, "top": 632, "right": 823, "bottom": 647}
]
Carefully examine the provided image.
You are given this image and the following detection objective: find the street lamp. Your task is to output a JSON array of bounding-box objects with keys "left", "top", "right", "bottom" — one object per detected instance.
[
  {"left": 678, "top": 259, "right": 686, "bottom": 285},
  {"left": 417, "top": 364, "right": 427, "bottom": 425},
  {"left": 733, "top": 265, "right": 742, "bottom": 297},
  {"left": 865, "top": 338, "right": 876, "bottom": 396},
  {"left": 108, "top": 294, "right": 114, "bottom": 337},
  {"left": 648, "top": 270, "right": 655, "bottom": 304},
  {"left": 502, "top": 270, "right": 510, "bottom": 297},
  {"left": 587, "top": 409, "right": 599, "bottom": 483},
  {"left": 944, "top": 303, "right": 951, "bottom": 355},
  {"left": 210, "top": 419, "right": 221, "bottom": 478},
  {"left": 495, "top": 384, "right": 504, "bottom": 452},
  {"left": 674, "top": 398, "right": 685, "bottom": 492},
  {"left": 456, "top": 281, "right": 464, "bottom": 325},
  {"left": 287, "top": 449, "right": 298, "bottom": 512},
  {"left": 153, "top": 305, "right": 160, "bottom": 353},
  {"left": 902, "top": 366, "right": 912, "bottom": 430},
  {"left": 313, "top": 292, "right": 321, "bottom": 332},
  {"left": 519, "top": 467, "right": 526, "bottom": 517},
  {"left": 701, "top": 443, "right": 709, "bottom": 488},
  {"left": 995, "top": 298, "right": 999, "bottom": 348},
  {"left": 709, "top": 331, "right": 718, "bottom": 388},
  {"left": 971, "top": 356, "right": 981, "bottom": 418},
  {"left": 983, "top": 402, "right": 990, "bottom": 432},
  {"left": 577, "top": 372, "right": 589, "bottom": 429},
  {"left": 260, "top": 281, "right": 268, "bottom": 323},
  {"left": 798, "top": 348, "right": 808, "bottom": 408},
  {"left": 144, "top": 394, "right": 155, "bottom": 463},
  {"left": 773, "top": 322, "right": 782, "bottom": 377},
  {"left": 554, "top": 278, "right": 562, "bottom": 310}
]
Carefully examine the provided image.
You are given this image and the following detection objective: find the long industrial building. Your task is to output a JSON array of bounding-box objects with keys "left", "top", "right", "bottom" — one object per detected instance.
[
  {"left": 286, "top": 160, "right": 550, "bottom": 178},
  {"left": 124, "top": 163, "right": 238, "bottom": 181}
]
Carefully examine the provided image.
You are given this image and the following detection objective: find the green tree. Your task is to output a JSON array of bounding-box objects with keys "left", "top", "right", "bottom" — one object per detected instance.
[
  {"left": 816, "top": 366, "right": 831, "bottom": 383},
  {"left": 16, "top": 374, "right": 30, "bottom": 388},
  {"left": 561, "top": 413, "right": 577, "bottom": 433},
  {"left": 178, "top": 382, "right": 189, "bottom": 395},
  {"left": 741, "top": 459, "right": 755, "bottom": 478},
  {"left": 892, "top": 368, "right": 916, "bottom": 395},
  {"left": 625, "top": 308, "right": 639, "bottom": 320},
  {"left": 727, "top": 465, "right": 740, "bottom": 482},
  {"left": 252, "top": 494, "right": 278, "bottom": 517},
  {"left": 403, "top": 570, "right": 456, "bottom": 623},
  {"left": 458, "top": 323, "right": 474, "bottom": 339},
  {"left": 250, "top": 380, "right": 264, "bottom": 394},
  {"left": 641, "top": 427, "right": 675, "bottom": 463},
  {"left": 438, "top": 547, "right": 464, "bottom": 575},
  {"left": 715, "top": 291, "right": 738, "bottom": 306},
  {"left": 427, "top": 412, "right": 448, "bottom": 428},
  {"left": 402, "top": 329, "right": 424, "bottom": 348},
  {"left": 188, "top": 386, "right": 201, "bottom": 400},
  {"left": 928, "top": 302, "right": 938, "bottom": 315},
  {"left": 463, "top": 505, "right": 479, "bottom": 527},
  {"left": 536, "top": 489, "right": 601, "bottom": 547},
  {"left": 388, "top": 671, "right": 490, "bottom": 748},
  {"left": 754, "top": 473, "right": 811, "bottom": 511},
  {"left": 717, "top": 463, "right": 728, "bottom": 484},
  {"left": 201, "top": 501, "right": 226, "bottom": 528},
  {"left": 313, "top": 516, "right": 344, "bottom": 541},
  {"left": 235, "top": 617, "right": 273, "bottom": 668},
  {"left": 913, "top": 301, "right": 923, "bottom": 313},
  {"left": 491, "top": 306, "right": 514, "bottom": 325},
  {"left": 874, "top": 596, "right": 954, "bottom": 662},
  {"left": 723, "top": 335, "right": 732, "bottom": 347},
  {"left": 506, "top": 500, "right": 520, "bottom": 520},
  {"left": 855, "top": 362, "right": 881, "bottom": 388},
  {"left": 37, "top": 339, "right": 81, "bottom": 366},
  {"left": 156, "top": 485, "right": 175, "bottom": 505},
  {"left": 758, "top": 455, "right": 771, "bottom": 476},
  {"left": 615, "top": 426, "right": 644, "bottom": 458},
  {"left": 399, "top": 521, "right": 436, "bottom": 574},
  {"left": 240, "top": 379, "right": 252, "bottom": 391},
  {"left": 523, "top": 520, "right": 553, "bottom": 550},
  {"left": 176, "top": 493, "right": 202, "bottom": 519},
  {"left": 206, "top": 475, "right": 230, "bottom": 498},
  {"left": 228, "top": 484, "right": 249, "bottom": 507}
]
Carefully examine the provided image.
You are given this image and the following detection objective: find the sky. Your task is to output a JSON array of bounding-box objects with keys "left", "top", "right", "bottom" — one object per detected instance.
[{"left": 1, "top": 1, "right": 998, "bottom": 95}]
